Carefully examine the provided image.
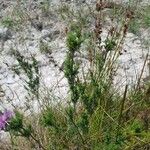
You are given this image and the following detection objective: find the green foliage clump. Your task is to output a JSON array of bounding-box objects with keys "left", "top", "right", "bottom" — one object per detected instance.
[
  {"left": 12, "top": 50, "right": 39, "bottom": 98},
  {"left": 1, "top": 17, "right": 16, "bottom": 28},
  {"left": 105, "top": 39, "right": 116, "bottom": 52},
  {"left": 66, "top": 24, "right": 83, "bottom": 52},
  {"left": 129, "top": 6, "right": 150, "bottom": 35},
  {"left": 77, "top": 112, "right": 89, "bottom": 134},
  {"left": 6, "top": 111, "right": 32, "bottom": 138},
  {"left": 8, "top": 111, "right": 23, "bottom": 131},
  {"left": 41, "top": 108, "right": 56, "bottom": 128},
  {"left": 64, "top": 23, "right": 83, "bottom": 106}
]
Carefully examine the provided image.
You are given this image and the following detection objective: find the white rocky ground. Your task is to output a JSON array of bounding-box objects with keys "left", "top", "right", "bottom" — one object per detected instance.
[{"left": 0, "top": 0, "right": 150, "bottom": 112}]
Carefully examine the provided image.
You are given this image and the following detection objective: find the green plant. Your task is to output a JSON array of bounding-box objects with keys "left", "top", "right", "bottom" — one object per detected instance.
[
  {"left": 5, "top": 111, "right": 46, "bottom": 150},
  {"left": 142, "top": 6, "right": 150, "bottom": 28},
  {"left": 12, "top": 50, "right": 39, "bottom": 99},
  {"left": 64, "top": 23, "right": 83, "bottom": 107},
  {"left": 128, "top": 5, "right": 150, "bottom": 35},
  {"left": 129, "top": 19, "right": 140, "bottom": 34},
  {"left": 1, "top": 17, "right": 16, "bottom": 28}
]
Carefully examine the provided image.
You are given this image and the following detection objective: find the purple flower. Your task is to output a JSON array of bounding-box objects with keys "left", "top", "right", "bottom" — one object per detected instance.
[{"left": 0, "top": 110, "right": 14, "bottom": 130}]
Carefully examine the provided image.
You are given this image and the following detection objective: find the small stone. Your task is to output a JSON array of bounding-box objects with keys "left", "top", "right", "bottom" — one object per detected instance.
[
  {"left": 31, "top": 20, "right": 43, "bottom": 31},
  {"left": 0, "top": 27, "right": 12, "bottom": 41},
  {"left": 41, "top": 29, "right": 60, "bottom": 40}
]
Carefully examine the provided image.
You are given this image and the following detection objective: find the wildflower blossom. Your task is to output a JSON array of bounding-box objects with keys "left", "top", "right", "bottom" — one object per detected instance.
[{"left": 0, "top": 110, "right": 14, "bottom": 130}]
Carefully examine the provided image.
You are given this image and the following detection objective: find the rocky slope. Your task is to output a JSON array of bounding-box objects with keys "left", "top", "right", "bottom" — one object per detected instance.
[{"left": 0, "top": 0, "right": 150, "bottom": 112}]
